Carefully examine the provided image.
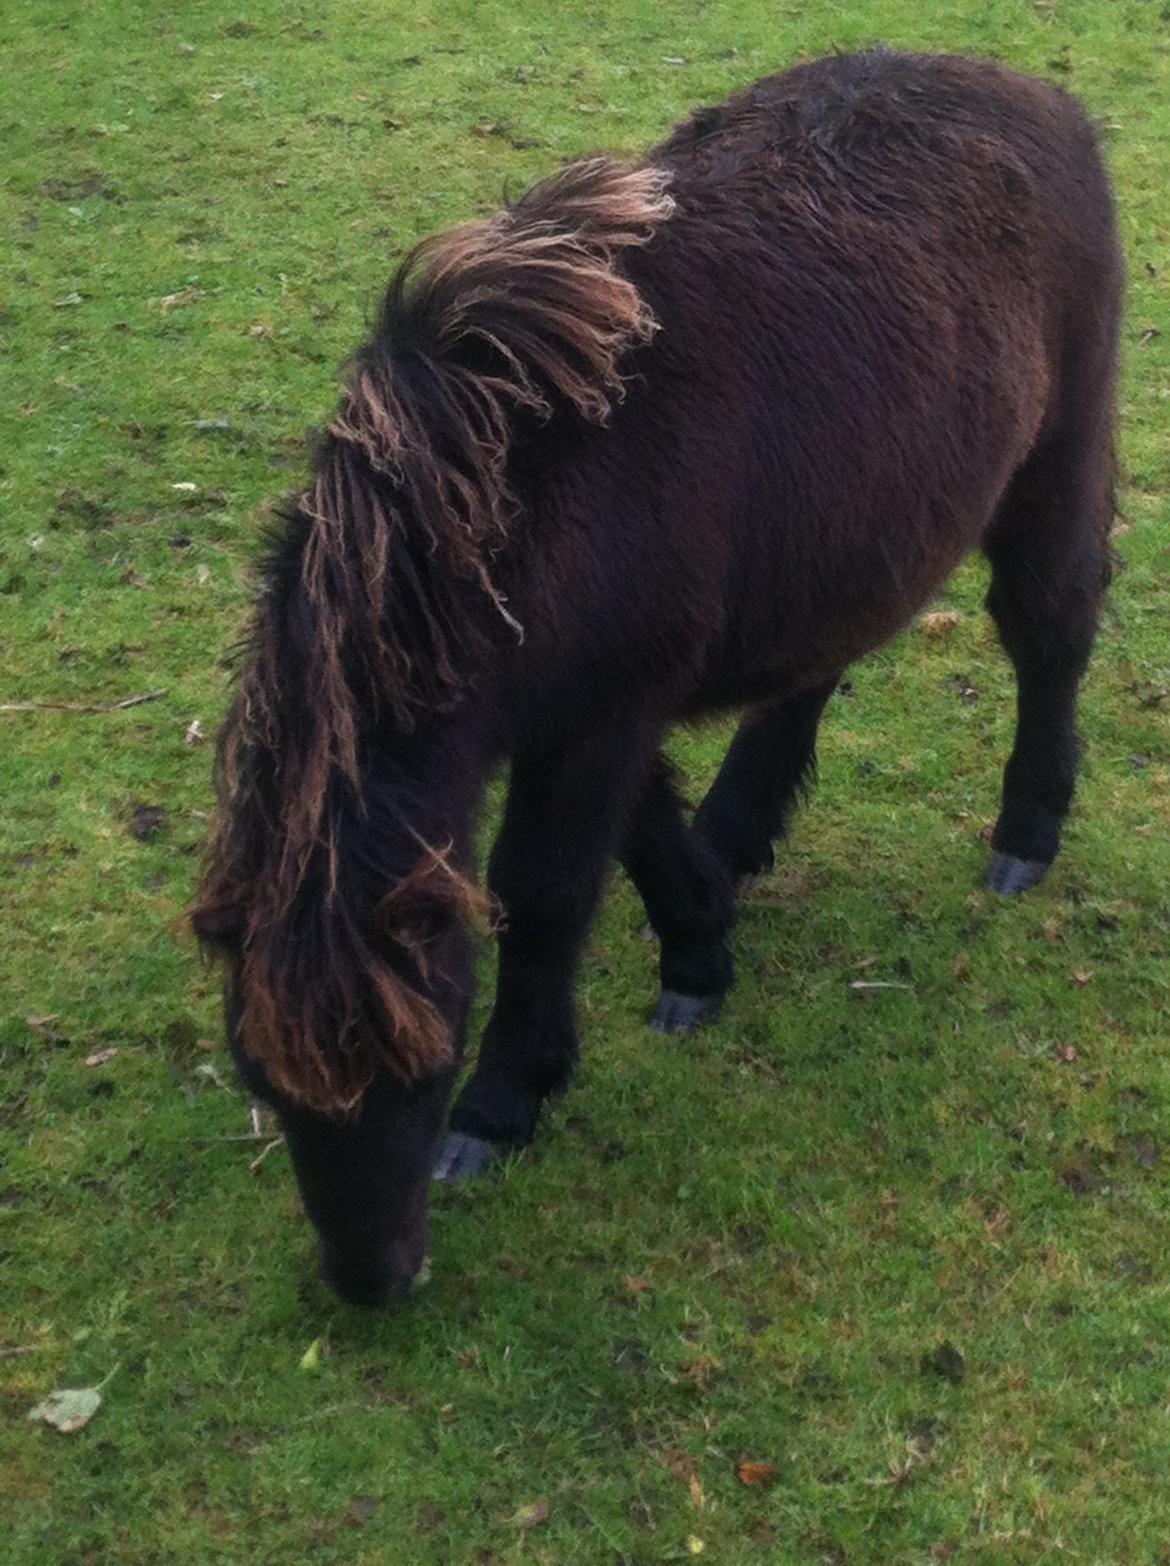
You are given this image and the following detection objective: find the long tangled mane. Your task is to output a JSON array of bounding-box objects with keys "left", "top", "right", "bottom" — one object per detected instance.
[{"left": 192, "top": 156, "right": 675, "bottom": 1113}]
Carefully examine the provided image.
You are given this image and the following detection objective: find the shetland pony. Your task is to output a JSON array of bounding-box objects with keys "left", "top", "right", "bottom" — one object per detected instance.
[{"left": 193, "top": 50, "right": 1121, "bottom": 1305}]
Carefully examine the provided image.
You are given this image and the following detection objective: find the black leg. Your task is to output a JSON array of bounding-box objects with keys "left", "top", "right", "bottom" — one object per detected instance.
[
  {"left": 621, "top": 752, "right": 736, "bottom": 1032},
  {"left": 983, "top": 428, "right": 1112, "bottom": 893},
  {"left": 438, "top": 721, "right": 657, "bottom": 1177},
  {"left": 693, "top": 681, "right": 837, "bottom": 881}
]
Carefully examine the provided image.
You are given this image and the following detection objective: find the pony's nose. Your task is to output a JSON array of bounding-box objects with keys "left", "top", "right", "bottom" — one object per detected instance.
[{"left": 320, "top": 1242, "right": 421, "bottom": 1307}]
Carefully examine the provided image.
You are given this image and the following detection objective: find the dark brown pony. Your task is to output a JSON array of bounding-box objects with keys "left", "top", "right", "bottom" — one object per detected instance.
[{"left": 193, "top": 50, "right": 1121, "bottom": 1305}]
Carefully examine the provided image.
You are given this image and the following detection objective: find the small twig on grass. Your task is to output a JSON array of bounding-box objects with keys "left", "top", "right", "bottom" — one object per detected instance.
[
  {"left": 190, "top": 1133, "right": 269, "bottom": 1144},
  {"left": 249, "top": 1137, "right": 285, "bottom": 1174},
  {"left": 850, "top": 980, "right": 915, "bottom": 992},
  {"left": 0, "top": 688, "right": 168, "bottom": 714}
]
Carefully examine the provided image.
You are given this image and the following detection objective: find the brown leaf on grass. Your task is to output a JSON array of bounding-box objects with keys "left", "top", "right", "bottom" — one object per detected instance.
[
  {"left": 129, "top": 804, "right": 168, "bottom": 841},
  {"left": 920, "top": 610, "right": 962, "bottom": 638},
  {"left": 1133, "top": 1134, "right": 1159, "bottom": 1170},
  {"left": 623, "top": 1274, "right": 652, "bottom": 1295},
  {"left": 1060, "top": 1161, "right": 1102, "bottom": 1196},
  {"left": 1056, "top": 1042, "right": 1077, "bottom": 1063},
  {"left": 735, "top": 1459, "right": 780, "bottom": 1488},
  {"left": 688, "top": 1472, "right": 704, "bottom": 1511},
  {"left": 683, "top": 1353, "right": 719, "bottom": 1393},
  {"left": 1071, "top": 968, "right": 1094, "bottom": 988},
  {"left": 84, "top": 1048, "right": 118, "bottom": 1067},
  {"left": 663, "top": 1448, "right": 697, "bottom": 1483},
  {"left": 159, "top": 285, "right": 201, "bottom": 314},
  {"left": 508, "top": 1500, "right": 549, "bottom": 1530}
]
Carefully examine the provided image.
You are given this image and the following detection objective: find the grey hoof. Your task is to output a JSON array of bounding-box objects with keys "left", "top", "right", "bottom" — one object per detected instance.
[
  {"left": 649, "top": 990, "right": 723, "bottom": 1034},
  {"left": 984, "top": 852, "right": 1050, "bottom": 895},
  {"left": 433, "top": 1132, "right": 500, "bottom": 1183}
]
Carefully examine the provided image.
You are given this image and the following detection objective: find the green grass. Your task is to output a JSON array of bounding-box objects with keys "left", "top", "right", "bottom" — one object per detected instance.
[{"left": 3, "top": 2, "right": 1170, "bottom": 1562}]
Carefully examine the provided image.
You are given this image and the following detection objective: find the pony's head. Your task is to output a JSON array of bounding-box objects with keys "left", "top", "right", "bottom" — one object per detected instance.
[{"left": 193, "top": 688, "right": 489, "bottom": 1304}]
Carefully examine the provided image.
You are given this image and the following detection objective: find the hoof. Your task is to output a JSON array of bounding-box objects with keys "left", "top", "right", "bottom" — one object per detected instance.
[
  {"left": 984, "top": 852, "right": 1050, "bottom": 895},
  {"left": 433, "top": 1132, "right": 500, "bottom": 1183},
  {"left": 649, "top": 989, "right": 723, "bottom": 1034}
]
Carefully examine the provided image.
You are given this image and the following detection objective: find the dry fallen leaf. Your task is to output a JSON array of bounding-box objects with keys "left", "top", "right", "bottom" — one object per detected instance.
[
  {"left": 509, "top": 1500, "right": 549, "bottom": 1530},
  {"left": 84, "top": 1048, "right": 118, "bottom": 1068},
  {"left": 27, "top": 1384, "right": 103, "bottom": 1433},
  {"left": 1071, "top": 968, "right": 1094, "bottom": 988},
  {"left": 688, "top": 1472, "right": 704, "bottom": 1510},
  {"left": 920, "top": 610, "right": 962, "bottom": 638},
  {"left": 736, "top": 1459, "right": 780, "bottom": 1488},
  {"left": 159, "top": 285, "right": 201, "bottom": 314},
  {"left": 663, "top": 1448, "right": 697, "bottom": 1484},
  {"left": 185, "top": 719, "right": 205, "bottom": 746}
]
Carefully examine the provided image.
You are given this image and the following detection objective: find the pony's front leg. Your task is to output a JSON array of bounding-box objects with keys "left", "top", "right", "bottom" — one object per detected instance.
[{"left": 435, "top": 723, "right": 656, "bottom": 1181}]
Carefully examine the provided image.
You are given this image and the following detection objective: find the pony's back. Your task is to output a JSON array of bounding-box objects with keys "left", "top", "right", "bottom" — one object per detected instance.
[{"left": 490, "top": 50, "right": 1119, "bottom": 715}]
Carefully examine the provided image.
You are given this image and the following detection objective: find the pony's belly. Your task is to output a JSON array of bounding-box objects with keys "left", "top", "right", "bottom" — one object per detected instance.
[{"left": 684, "top": 537, "right": 973, "bottom": 717}]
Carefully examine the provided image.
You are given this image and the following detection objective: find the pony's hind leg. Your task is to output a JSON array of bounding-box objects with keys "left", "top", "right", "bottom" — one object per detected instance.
[
  {"left": 982, "top": 430, "right": 1113, "bottom": 893},
  {"left": 436, "top": 721, "right": 657, "bottom": 1182},
  {"left": 621, "top": 752, "right": 736, "bottom": 1032},
  {"left": 693, "top": 681, "right": 837, "bottom": 882}
]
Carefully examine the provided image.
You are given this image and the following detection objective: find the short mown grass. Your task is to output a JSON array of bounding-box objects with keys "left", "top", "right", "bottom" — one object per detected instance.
[{"left": 3, "top": 2, "right": 1169, "bottom": 1562}]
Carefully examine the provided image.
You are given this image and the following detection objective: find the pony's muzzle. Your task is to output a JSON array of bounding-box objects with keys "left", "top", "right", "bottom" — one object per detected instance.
[{"left": 320, "top": 1236, "right": 426, "bottom": 1306}]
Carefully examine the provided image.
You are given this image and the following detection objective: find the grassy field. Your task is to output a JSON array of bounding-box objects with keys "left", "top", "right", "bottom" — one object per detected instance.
[{"left": 3, "top": 1, "right": 1169, "bottom": 1561}]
